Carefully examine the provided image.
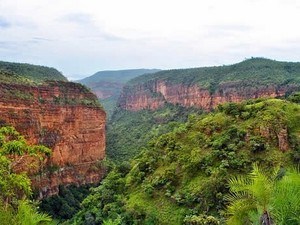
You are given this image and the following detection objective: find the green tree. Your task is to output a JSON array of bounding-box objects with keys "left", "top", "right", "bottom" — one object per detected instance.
[
  {"left": 226, "top": 165, "right": 300, "bottom": 225},
  {"left": 226, "top": 164, "right": 277, "bottom": 225},
  {"left": 0, "top": 125, "right": 53, "bottom": 224},
  {"left": 0, "top": 126, "right": 50, "bottom": 207}
]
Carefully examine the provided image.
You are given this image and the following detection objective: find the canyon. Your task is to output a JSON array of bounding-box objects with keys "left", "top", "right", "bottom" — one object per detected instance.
[
  {"left": 0, "top": 81, "right": 106, "bottom": 197},
  {"left": 119, "top": 80, "right": 299, "bottom": 111}
]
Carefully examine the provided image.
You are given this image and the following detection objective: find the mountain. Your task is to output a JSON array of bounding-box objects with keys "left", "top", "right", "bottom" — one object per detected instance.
[
  {"left": 119, "top": 58, "right": 300, "bottom": 111},
  {"left": 0, "top": 63, "right": 106, "bottom": 197},
  {"left": 71, "top": 97, "right": 300, "bottom": 224},
  {"left": 107, "top": 58, "right": 300, "bottom": 162},
  {"left": 0, "top": 60, "right": 67, "bottom": 82},
  {"left": 77, "top": 69, "right": 160, "bottom": 117}
]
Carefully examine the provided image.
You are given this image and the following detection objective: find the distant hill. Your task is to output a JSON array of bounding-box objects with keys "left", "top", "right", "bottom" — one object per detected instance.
[
  {"left": 77, "top": 69, "right": 160, "bottom": 117},
  {"left": 0, "top": 61, "right": 67, "bottom": 83}
]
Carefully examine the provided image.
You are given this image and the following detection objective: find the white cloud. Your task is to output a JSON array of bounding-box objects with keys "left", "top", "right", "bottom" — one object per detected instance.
[{"left": 0, "top": 0, "right": 299, "bottom": 79}]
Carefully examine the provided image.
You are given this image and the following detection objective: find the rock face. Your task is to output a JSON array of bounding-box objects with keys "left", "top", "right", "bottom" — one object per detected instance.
[
  {"left": 119, "top": 80, "right": 299, "bottom": 111},
  {"left": 0, "top": 81, "right": 106, "bottom": 197}
]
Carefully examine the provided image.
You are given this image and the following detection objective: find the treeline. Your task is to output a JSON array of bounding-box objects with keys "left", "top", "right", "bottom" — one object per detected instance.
[{"left": 128, "top": 58, "right": 300, "bottom": 89}]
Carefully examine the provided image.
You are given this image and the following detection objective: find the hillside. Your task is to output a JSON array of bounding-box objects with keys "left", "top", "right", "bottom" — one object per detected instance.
[
  {"left": 107, "top": 105, "right": 203, "bottom": 161},
  {"left": 77, "top": 69, "right": 160, "bottom": 117},
  {"left": 119, "top": 58, "right": 300, "bottom": 111},
  {"left": 107, "top": 58, "right": 300, "bottom": 162},
  {"left": 71, "top": 98, "right": 300, "bottom": 225},
  {"left": 0, "top": 60, "right": 67, "bottom": 83}
]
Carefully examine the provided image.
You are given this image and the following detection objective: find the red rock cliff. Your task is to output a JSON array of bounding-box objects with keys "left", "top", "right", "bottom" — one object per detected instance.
[
  {"left": 0, "top": 81, "right": 106, "bottom": 197},
  {"left": 119, "top": 80, "right": 299, "bottom": 111}
]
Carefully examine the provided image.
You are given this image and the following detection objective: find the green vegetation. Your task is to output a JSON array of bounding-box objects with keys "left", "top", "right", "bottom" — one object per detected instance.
[
  {"left": 77, "top": 69, "right": 160, "bottom": 118},
  {"left": 128, "top": 58, "right": 300, "bottom": 88},
  {"left": 0, "top": 200, "right": 53, "bottom": 225},
  {"left": 288, "top": 91, "right": 300, "bottom": 103},
  {"left": 107, "top": 104, "right": 203, "bottom": 162},
  {"left": 101, "top": 96, "right": 119, "bottom": 118},
  {"left": 69, "top": 98, "right": 300, "bottom": 224},
  {"left": 0, "top": 125, "right": 53, "bottom": 224},
  {"left": 226, "top": 165, "right": 300, "bottom": 225},
  {"left": 0, "top": 60, "right": 67, "bottom": 83},
  {"left": 46, "top": 81, "right": 102, "bottom": 108},
  {"left": 39, "top": 184, "right": 95, "bottom": 222},
  {"left": 0, "top": 71, "right": 102, "bottom": 108},
  {"left": 0, "top": 69, "right": 35, "bottom": 85}
]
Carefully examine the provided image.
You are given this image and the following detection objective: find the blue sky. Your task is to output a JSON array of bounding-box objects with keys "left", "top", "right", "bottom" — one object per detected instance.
[{"left": 0, "top": 0, "right": 300, "bottom": 79}]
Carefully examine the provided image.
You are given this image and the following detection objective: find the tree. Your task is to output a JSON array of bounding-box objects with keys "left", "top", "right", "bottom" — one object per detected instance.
[
  {"left": 0, "top": 125, "right": 53, "bottom": 224},
  {"left": 226, "top": 164, "right": 276, "bottom": 225},
  {"left": 226, "top": 165, "right": 300, "bottom": 225},
  {"left": 0, "top": 125, "right": 50, "bottom": 206}
]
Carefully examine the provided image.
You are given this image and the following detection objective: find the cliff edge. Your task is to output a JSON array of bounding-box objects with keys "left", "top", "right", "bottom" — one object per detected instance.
[
  {"left": 118, "top": 58, "right": 300, "bottom": 111},
  {"left": 0, "top": 67, "right": 106, "bottom": 197}
]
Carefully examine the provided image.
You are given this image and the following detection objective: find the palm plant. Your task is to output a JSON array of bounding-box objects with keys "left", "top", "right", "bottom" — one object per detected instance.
[
  {"left": 15, "top": 200, "right": 53, "bottom": 225},
  {"left": 226, "top": 165, "right": 300, "bottom": 225},
  {"left": 226, "top": 164, "right": 278, "bottom": 225},
  {"left": 0, "top": 200, "right": 53, "bottom": 225}
]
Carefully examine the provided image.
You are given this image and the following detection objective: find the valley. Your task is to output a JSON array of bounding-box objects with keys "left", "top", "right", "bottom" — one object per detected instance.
[
  {"left": 77, "top": 69, "right": 160, "bottom": 118},
  {"left": 0, "top": 58, "right": 300, "bottom": 224}
]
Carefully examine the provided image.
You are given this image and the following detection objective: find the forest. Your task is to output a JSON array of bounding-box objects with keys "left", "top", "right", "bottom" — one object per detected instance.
[{"left": 66, "top": 96, "right": 300, "bottom": 225}]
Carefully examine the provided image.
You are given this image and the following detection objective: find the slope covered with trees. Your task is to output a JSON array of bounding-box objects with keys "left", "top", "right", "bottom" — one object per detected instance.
[
  {"left": 107, "top": 104, "right": 203, "bottom": 162},
  {"left": 70, "top": 97, "right": 300, "bottom": 224},
  {"left": 0, "top": 61, "right": 67, "bottom": 83}
]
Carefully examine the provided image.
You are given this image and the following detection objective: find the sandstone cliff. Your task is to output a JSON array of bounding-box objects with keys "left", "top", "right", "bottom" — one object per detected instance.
[
  {"left": 118, "top": 58, "right": 300, "bottom": 111},
  {"left": 0, "top": 81, "right": 106, "bottom": 197},
  {"left": 119, "top": 80, "right": 299, "bottom": 111}
]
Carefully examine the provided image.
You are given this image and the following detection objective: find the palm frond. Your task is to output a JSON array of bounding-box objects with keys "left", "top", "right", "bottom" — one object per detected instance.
[
  {"left": 16, "top": 200, "right": 52, "bottom": 225},
  {"left": 226, "top": 198, "right": 257, "bottom": 225}
]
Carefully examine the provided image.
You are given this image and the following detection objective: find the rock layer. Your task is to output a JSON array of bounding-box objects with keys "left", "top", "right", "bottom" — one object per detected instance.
[
  {"left": 0, "top": 81, "right": 106, "bottom": 197},
  {"left": 119, "top": 80, "right": 299, "bottom": 111}
]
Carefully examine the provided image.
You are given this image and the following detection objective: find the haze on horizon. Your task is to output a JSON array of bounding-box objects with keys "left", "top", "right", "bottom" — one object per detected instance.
[{"left": 0, "top": 0, "right": 300, "bottom": 80}]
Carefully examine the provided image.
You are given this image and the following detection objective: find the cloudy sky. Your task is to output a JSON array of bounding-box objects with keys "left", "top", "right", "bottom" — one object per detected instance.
[{"left": 0, "top": 0, "right": 300, "bottom": 79}]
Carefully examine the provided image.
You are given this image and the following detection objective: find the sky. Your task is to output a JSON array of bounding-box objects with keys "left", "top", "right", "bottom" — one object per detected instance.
[{"left": 0, "top": 0, "right": 300, "bottom": 80}]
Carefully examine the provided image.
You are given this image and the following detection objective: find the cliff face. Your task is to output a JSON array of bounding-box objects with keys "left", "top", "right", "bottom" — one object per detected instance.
[
  {"left": 0, "top": 81, "right": 106, "bottom": 197},
  {"left": 119, "top": 80, "right": 299, "bottom": 111}
]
